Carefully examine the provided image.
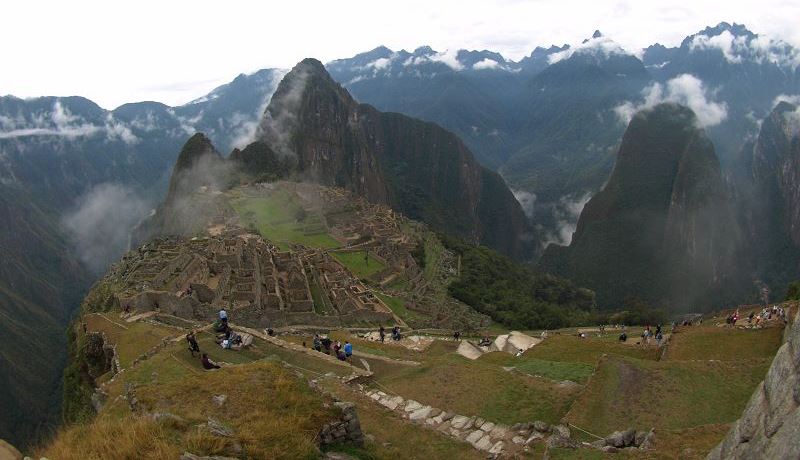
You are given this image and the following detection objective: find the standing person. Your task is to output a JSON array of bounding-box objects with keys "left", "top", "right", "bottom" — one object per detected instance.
[
  {"left": 313, "top": 334, "right": 322, "bottom": 352},
  {"left": 379, "top": 325, "right": 385, "bottom": 343},
  {"left": 219, "top": 308, "right": 228, "bottom": 325},
  {"left": 454, "top": 330, "right": 461, "bottom": 341},
  {"left": 321, "top": 335, "right": 332, "bottom": 354},
  {"left": 344, "top": 341, "right": 353, "bottom": 360},
  {"left": 187, "top": 330, "right": 200, "bottom": 357}
]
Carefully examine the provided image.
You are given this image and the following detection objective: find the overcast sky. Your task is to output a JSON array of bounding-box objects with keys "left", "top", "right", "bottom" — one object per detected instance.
[{"left": 3, "top": 0, "right": 799, "bottom": 109}]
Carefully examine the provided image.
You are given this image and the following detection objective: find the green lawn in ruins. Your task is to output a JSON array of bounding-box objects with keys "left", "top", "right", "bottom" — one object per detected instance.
[
  {"left": 374, "top": 350, "right": 583, "bottom": 425},
  {"left": 376, "top": 292, "right": 426, "bottom": 324},
  {"left": 564, "top": 354, "right": 771, "bottom": 436},
  {"left": 663, "top": 323, "right": 784, "bottom": 361},
  {"left": 332, "top": 250, "right": 387, "bottom": 279},
  {"left": 230, "top": 191, "right": 340, "bottom": 250}
]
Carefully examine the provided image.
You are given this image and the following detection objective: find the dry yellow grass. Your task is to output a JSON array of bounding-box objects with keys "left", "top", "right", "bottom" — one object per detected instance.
[{"left": 42, "top": 361, "right": 335, "bottom": 460}]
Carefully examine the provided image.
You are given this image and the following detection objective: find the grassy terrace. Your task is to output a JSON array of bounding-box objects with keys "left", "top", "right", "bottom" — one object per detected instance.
[
  {"left": 332, "top": 250, "right": 387, "bottom": 280},
  {"left": 230, "top": 190, "right": 340, "bottom": 250}
]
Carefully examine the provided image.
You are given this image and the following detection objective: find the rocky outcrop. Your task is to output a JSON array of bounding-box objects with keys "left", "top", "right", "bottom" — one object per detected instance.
[
  {"left": 743, "top": 101, "right": 800, "bottom": 294},
  {"left": 251, "top": 58, "right": 533, "bottom": 259},
  {"left": 540, "top": 103, "right": 740, "bottom": 309},
  {"left": 318, "top": 402, "right": 364, "bottom": 447},
  {"left": 706, "top": 309, "right": 800, "bottom": 459}
]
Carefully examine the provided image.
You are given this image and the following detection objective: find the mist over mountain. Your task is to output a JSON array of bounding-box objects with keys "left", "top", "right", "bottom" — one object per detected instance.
[
  {"left": 2, "top": 20, "right": 800, "bottom": 445},
  {"left": 540, "top": 103, "right": 741, "bottom": 309}
]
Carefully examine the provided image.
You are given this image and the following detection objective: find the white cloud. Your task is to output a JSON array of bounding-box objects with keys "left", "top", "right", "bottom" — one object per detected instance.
[
  {"left": 62, "top": 182, "right": 150, "bottom": 274},
  {"left": 472, "top": 58, "right": 500, "bottom": 70},
  {"left": 548, "top": 35, "right": 631, "bottom": 64},
  {"left": 689, "top": 30, "right": 800, "bottom": 68},
  {"left": 0, "top": 100, "right": 140, "bottom": 143},
  {"left": 229, "top": 69, "right": 287, "bottom": 149},
  {"left": 427, "top": 49, "right": 464, "bottom": 70},
  {"left": 614, "top": 74, "right": 728, "bottom": 127},
  {"left": 512, "top": 189, "right": 536, "bottom": 217},
  {"left": 689, "top": 30, "right": 746, "bottom": 63},
  {"left": 366, "top": 57, "right": 392, "bottom": 70},
  {"left": 773, "top": 94, "right": 800, "bottom": 108},
  {"left": 542, "top": 193, "right": 592, "bottom": 247}
]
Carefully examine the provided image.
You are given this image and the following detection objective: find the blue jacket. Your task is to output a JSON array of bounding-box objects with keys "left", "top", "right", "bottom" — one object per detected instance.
[{"left": 344, "top": 343, "right": 353, "bottom": 355}]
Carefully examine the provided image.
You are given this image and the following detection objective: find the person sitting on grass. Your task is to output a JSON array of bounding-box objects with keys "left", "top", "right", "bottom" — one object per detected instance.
[
  {"left": 187, "top": 330, "right": 200, "bottom": 357},
  {"left": 201, "top": 353, "right": 221, "bottom": 370},
  {"left": 336, "top": 349, "right": 347, "bottom": 361},
  {"left": 619, "top": 332, "right": 627, "bottom": 342},
  {"left": 344, "top": 341, "right": 353, "bottom": 360}
]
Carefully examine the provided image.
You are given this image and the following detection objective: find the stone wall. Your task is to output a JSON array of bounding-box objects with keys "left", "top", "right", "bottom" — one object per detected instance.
[
  {"left": 706, "top": 309, "right": 800, "bottom": 459},
  {"left": 318, "top": 402, "right": 364, "bottom": 447}
]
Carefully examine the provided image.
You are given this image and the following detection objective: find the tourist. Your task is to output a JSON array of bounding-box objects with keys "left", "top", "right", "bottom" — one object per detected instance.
[
  {"left": 201, "top": 353, "right": 220, "bottom": 370},
  {"left": 336, "top": 349, "right": 347, "bottom": 361},
  {"left": 656, "top": 331, "right": 663, "bottom": 346},
  {"left": 454, "top": 330, "right": 461, "bottom": 341},
  {"left": 344, "top": 341, "right": 353, "bottom": 360},
  {"left": 313, "top": 334, "right": 322, "bottom": 352},
  {"left": 219, "top": 308, "right": 228, "bottom": 325},
  {"left": 321, "top": 335, "right": 332, "bottom": 354},
  {"left": 379, "top": 326, "right": 386, "bottom": 343},
  {"left": 187, "top": 330, "right": 200, "bottom": 357},
  {"left": 333, "top": 341, "right": 342, "bottom": 354},
  {"left": 619, "top": 332, "right": 627, "bottom": 342}
]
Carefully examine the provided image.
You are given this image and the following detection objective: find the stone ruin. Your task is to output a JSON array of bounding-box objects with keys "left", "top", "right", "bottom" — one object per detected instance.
[
  {"left": 456, "top": 331, "right": 542, "bottom": 360},
  {"left": 109, "top": 228, "right": 399, "bottom": 328}
]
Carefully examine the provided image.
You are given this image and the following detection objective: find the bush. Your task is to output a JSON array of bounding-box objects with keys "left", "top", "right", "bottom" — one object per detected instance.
[
  {"left": 786, "top": 281, "right": 800, "bottom": 301},
  {"left": 440, "top": 234, "right": 596, "bottom": 330}
]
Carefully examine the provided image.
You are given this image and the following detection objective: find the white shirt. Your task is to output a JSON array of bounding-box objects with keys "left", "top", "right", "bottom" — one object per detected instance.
[{"left": 219, "top": 310, "right": 228, "bottom": 319}]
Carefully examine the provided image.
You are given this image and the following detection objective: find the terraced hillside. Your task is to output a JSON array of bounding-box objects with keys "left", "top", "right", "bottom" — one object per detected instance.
[{"left": 32, "top": 283, "right": 793, "bottom": 459}]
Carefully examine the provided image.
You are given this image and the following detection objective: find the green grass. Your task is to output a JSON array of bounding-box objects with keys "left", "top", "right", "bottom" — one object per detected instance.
[
  {"left": 375, "top": 352, "right": 581, "bottom": 425},
  {"left": 565, "top": 354, "right": 771, "bottom": 435},
  {"left": 230, "top": 192, "right": 340, "bottom": 249},
  {"left": 85, "top": 315, "right": 176, "bottom": 369},
  {"left": 376, "top": 293, "right": 425, "bottom": 323},
  {"left": 524, "top": 334, "right": 661, "bottom": 365},
  {"left": 479, "top": 352, "right": 595, "bottom": 383},
  {"left": 332, "top": 251, "right": 387, "bottom": 279},
  {"left": 664, "top": 324, "right": 784, "bottom": 361}
]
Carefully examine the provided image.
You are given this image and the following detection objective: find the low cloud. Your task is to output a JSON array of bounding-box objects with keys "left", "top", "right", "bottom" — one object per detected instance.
[
  {"left": 613, "top": 74, "right": 728, "bottom": 128},
  {"left": 63, "top": 183, "right": 151, "bottom": 275},
  {"left": 512, "top": 189, "right": 536, "bottom": 217},
  {"left": 773, "top": 94, "right": 800, "bottom": 107},
  {"left": 229, "top": 70, "right": 287, "bottom": 149},
  {"left": 428, "top": 49, "right": 464, "bottom": 71},
  {"left": 690, "top": 30, "right": 800, "bottom": 69},
  {"left": 403, "top": 48, "right": 464, "bottom": 71},
  {"left": 0, "top": 100, "right": 139, "bottom": 144},
  {"left": 257, "top": 66, "right": 309, "bottom": 158},
  {"left": 542, "top": 193, "right": 592, "bottom": 248},
  {"left": 548, "top": 35, "right": 630, "bottom": 64},
  {"left": 473, "top": 58, "right": 501, "bottom": 70}
]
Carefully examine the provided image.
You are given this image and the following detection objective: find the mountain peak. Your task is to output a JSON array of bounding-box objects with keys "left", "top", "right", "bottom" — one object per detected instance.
[
  {"left": 592, "top": 30, "right": 603, "bottom": 39},
  {"left": 174, "top": 133, "right": 221, "bottom": 172}
]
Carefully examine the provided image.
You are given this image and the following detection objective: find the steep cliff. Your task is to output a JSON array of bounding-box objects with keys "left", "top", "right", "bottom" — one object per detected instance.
[
  {"left": 252, "top": 58, "right": 532, "bottom": 259},
  {"left": 706, "top": 308, "right": 800, "bottom": 459},
  {"left": 540, "top": 103, "right": 739, "bottom": 309},
  {"left": 744, "top": 102, "right": 800, "bottom": 294}
]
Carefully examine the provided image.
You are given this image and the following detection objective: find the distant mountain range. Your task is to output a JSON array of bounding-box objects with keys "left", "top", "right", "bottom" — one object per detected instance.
[{"left": 1, "top": 21, "right": 800, "bottom": 445}]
